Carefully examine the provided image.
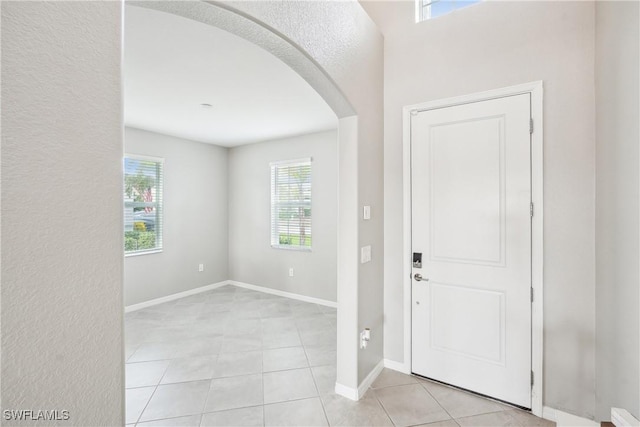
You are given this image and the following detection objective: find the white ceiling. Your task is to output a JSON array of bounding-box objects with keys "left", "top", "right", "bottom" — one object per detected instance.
[{"left": 124, "top": 5, "right": 338, "bottom": 147}]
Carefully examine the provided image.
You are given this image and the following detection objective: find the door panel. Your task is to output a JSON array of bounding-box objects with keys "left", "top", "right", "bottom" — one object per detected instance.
[
  {"left": 430, "top": 283, "right": 505, "bottom": 365},
  {"left": 430, "top": 116, "right": 505, "bottom": 265},
  {"left": 411, "top": 94, "right": 531, "bottom": 408}
]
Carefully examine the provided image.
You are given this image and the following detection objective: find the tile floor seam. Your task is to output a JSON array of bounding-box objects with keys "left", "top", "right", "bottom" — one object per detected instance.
[
  {"left": 134, "top": 413, "right": 199, "bottom": 426},
  {"left": 453, "top": 407, "right": 515, "bottom": 422},
  {"left": 135, "top": 384, "right": 159, "bottom": 425},
  {"left": 372, "top": 381, "right": 420, "bottom": 391},
  {"left": 261, "top": 370, "right": 266, "bottom": 424},
  {"left": 204, "top": 398, "right": 264, "bottom": 415},
  {"left": 308, "top": 361, "right": 331, "bottom": 426},
  {"left": 371, "top": 387, "right": 398, "bottom": 427},
  {"left": 418, "top": 381, "right": 457, "bottom": 422},
  {"left": 199, "top": 377, "right": 215, "bottom": 422},
  {"left": 262, "top": 395, "right": 327, "bottom": 408}
]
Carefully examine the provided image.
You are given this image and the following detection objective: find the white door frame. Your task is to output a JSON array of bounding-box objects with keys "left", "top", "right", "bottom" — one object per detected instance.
[{"left": 401, "top": 81, "right": 544, "bottom": 416}]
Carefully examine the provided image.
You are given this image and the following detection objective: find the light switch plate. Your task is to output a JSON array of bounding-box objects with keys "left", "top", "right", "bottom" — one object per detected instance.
[
  {"left": 363, "top": 205, "right": 371, "bottom": 220},
  {"left": 361, "top": 245, "right": 371, "bottom": 263}
]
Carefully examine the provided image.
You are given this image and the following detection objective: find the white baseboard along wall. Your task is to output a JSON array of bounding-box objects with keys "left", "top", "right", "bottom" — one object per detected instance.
[
  {"left": 125, "top": 280, "right": 336, "bottom": 313},
  {"left": 611, "top": 408, "right": 640, "bottom": 427}
]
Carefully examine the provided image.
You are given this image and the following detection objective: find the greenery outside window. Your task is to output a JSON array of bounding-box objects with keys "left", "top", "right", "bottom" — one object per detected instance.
[
  {"left": 270, "top": 158, "right": 312, "bottom": 250},
  {"left": 124, "top": 155, "right": 163, "bottom": 255}
]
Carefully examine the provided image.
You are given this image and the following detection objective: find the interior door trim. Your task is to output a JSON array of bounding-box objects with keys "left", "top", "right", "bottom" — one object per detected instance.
[{"left": 401, "top": 81, "right": 544, "bottom": 417}]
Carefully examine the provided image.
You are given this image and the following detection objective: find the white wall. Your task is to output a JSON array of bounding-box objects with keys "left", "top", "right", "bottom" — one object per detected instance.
[
  {"left": 1, "top": 2, "right": 124, "bottom": 425},
  {"left": 124, "top": 127, "right": 228, "bottom": 306},
  {"left": 595, "top": 1, "right": 640, "bottom": 421},
  {"left": 361, "top": 0, "right": 597, "bottom": 418},
  {"left": 228, "top": 131, "right": 338, "bottom": 302}
]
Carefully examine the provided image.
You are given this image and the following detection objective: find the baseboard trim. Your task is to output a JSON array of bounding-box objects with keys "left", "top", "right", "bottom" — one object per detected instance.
[
  {"left": 334, "top": 360, "right": 384, "bottom": 402},
  {"left": 124, "top": 280, "right": 229, "bottom": 312},
  {"left": 358, "top": 360, "right": 385, "bottom": 398},
  {"left": 384, "top": 358, "right": 411, "bottom": 374},
  {"left": 229, "top": 280, "right": 337, "bottom": 308},
  {"left": 542, "top": 406, "right": 598, "bottom": 426},
  {"left": 335, "top": 382, "right": 358, "bottom": 401},
  {"left": 126, "top": 279, "right": 338, "bottom": 312},
  {"left": 611, "top": 408, "right": 640, "bottom": 427}
]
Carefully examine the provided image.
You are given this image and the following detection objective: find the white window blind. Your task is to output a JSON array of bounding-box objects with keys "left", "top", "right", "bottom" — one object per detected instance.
[
  {"left": 270, "top": 158, "right": 312, "bottom": 250},
  {"left": 124, "top": 155, "right": 164, "bottom": 255}
]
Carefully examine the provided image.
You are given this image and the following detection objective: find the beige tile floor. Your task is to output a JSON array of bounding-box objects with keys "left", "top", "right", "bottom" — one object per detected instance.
[{"left": 125, "top": 285, "right": 555, "bottom": 427}]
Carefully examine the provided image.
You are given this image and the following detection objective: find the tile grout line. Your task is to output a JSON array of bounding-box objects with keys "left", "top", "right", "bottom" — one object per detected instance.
[
  {"left": 134, "top": 383, "right": 159, "bottom": 425},
  {"left": 307, "top": 349, "right": 331, "bottom": 426},
  {"left": 291, "top": 302, "right": 331, "bottom": 427},
  {"left": 370, "top": 386, "right": 397, "bottom": 426},
  {"left": 197, "top": 352, "right": 220, "bottom": 424},
  {"left": 416, "top": 380, "right": 457, "bottom": 425},
  {"left": 261, "top": 327, "right": 266, "bottom": 427}
]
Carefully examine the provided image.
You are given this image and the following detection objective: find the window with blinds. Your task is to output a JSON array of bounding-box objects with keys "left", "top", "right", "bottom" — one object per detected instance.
[
  {"left": 270, "top": 158, "right": 312, "bottom": 250},
  {"left": 124, "top": 155, "right": 163, "bottom": 255},
  {"left": 417, "top": 0, "right": 482, "bottom": 21}
]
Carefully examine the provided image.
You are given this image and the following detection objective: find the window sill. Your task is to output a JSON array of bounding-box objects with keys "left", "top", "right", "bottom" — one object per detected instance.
[
  {"left": 271, "top": 245, "right": 312, "bottom": 252},
  {"left": 125, "top": 249, "right": 163, "bottom": 258}
]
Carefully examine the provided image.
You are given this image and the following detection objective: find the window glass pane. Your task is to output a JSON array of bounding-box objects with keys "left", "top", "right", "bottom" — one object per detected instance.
[
  {"left": 124, "top": 156, "right": 163, "bottom": 254},
  {"left": 420, "top": 0, "right": 482, "bottom": 21},
  {"left": 430, "top": 0, "right": 456, "bottom": 18},
  {"left": 271, "top": 159, "right": 312, "bottom": 250}
]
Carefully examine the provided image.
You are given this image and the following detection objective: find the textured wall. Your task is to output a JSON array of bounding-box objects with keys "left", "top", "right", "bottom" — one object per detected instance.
[
  {"left": 228, "top": 131, "right": 338, "bottom": 302},
  {"left": 124, "top": 127, "right": 229, "bottom": 306},
  {"left": 595, "top": 1, "right": 640, "bottom": 420},
  {"left": 361, "top": 0, "right": 597, "bottom": 418},
  {"left": 1, "top": 2, "right": 124, "bottom": 425}
]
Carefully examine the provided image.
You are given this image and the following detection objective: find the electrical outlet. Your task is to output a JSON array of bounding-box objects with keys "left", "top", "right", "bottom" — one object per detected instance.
[
  {"left": 289, "top": 268, "right": 294, "bottom": 277},
  {"left": 198, "top": 264, "right": 204, "bottom": 272},
  {"left": 360, "top": 328, "right": 371, "bottom": 349}
]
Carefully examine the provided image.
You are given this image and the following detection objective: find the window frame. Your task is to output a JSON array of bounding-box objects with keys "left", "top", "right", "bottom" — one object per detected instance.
[
  {"left": 417, "top": 0, "right": 483, "bottom": 22},
  {"left": 270, "top": 157, "right": 313, "bottom": 252},
  {"left": 124, "top": 153, "right": 164, "bottom": 257}
]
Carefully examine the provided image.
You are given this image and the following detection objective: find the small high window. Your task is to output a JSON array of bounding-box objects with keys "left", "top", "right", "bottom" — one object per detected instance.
[
  {"left": 124, "top": 155, "right": 164, "bottom": 255},
  {"left": 417, "top": 0, "right": 482, "bottom": 21},
  {"left": 270, "top": 158, "right": 312, "bottom": 250}
]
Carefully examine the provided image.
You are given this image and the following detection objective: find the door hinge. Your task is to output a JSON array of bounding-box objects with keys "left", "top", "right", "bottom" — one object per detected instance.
[
  {"left": 531, "top": 370, "right": 534, "bottom": 387},
  {"left": 531, "top": 287, "right": 534, "bottom": 302},
  {"left": 530, "top": 202, "right": 534, "bottom": 217},
  {"left": 530, "top": 118, "right": 534, "bottom": 134}
]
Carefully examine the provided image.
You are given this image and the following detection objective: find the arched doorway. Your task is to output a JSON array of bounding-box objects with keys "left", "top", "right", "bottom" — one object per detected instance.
[{"left": 123, "top": 0, "right": 366, "bottom": 420}]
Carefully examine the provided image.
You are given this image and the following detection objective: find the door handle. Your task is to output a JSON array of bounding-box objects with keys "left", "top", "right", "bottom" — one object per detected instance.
[{"left": 414, "top": 273, "right": 429, "bottom": 282}]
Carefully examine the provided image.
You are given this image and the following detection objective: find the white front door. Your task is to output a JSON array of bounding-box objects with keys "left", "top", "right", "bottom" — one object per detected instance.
[{"left": 411, "top": 94, "right": 532, "bottom": 408}]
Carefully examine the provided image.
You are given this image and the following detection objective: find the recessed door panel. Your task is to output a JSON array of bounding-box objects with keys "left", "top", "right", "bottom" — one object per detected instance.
[
  {"left": 430, "top": 282, "right": 505, "bottom": 365},
  {"left": 430, "top": 116, "right": 506, "bottom": 266}
]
